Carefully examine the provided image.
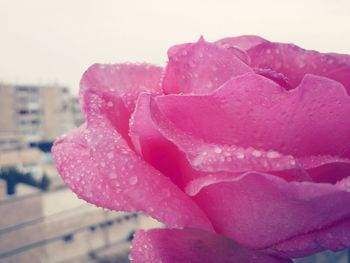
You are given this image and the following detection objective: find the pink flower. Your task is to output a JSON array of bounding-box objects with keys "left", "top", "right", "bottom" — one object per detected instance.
[{"left": 53, "top": 36, "right": 350, "bottom": 262}]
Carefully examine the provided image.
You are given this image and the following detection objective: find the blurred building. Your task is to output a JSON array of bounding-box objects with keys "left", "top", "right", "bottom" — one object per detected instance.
[
  {"left": 0, "top": 83, "right": 84, "bottom": 146},
  {"left": 0, "top": 187, "right": 161, "bottom": 263},
  {"left": 0, "top": 180, "right": 6, "bottom": 199},
  {"left": 0, "top": 134, "right": 26, "bottom": 152},
  {"left": 0, "top": 147, "right": 43, "bottom": 174},
  {"left": 0, "top": 83, "right": 84, "bottom": 190},
  {"left": 70, "top": 97, "right": 85, "bottom": 127}
]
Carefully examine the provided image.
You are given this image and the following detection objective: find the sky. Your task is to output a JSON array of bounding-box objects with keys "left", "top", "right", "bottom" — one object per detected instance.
[{"left": 0, "top": 0, "right": 349, "bottom": 94}]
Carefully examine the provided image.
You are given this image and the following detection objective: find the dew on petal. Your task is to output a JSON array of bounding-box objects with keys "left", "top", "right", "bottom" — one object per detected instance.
[
  {"left": 129, "top": 176, "right": 138, "bottom": 185},
  {"left": 214, "top": 146, "right": 223, "bottom": 154},
  {"left": 252, "top": 150, "right": 262, "bottom": 158},
  {"left": 236, "top": 151, "right": 245, "bottom": 159},
  {"left": 267, "top": 151, "right": 280, "bottom": 159},
  {"left": 107, "top": 152, "right": 114, "bottom": 159},
  {"left": 289, "top": 159, "right": 296, "bottom": 166}
]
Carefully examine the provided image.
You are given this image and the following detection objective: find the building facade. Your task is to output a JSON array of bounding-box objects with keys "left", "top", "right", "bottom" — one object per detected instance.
[{"left": 0, "top": 83, "right": 83, "bottom": 147}]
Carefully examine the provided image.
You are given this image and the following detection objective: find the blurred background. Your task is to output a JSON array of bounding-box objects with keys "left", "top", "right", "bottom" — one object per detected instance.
[{"left": 0, "top": 0, "right": 349, "bottom": 262}]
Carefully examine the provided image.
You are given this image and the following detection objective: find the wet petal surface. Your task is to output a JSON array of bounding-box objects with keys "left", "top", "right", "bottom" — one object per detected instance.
[
  {"left": 129, "top": 93, "right": 199, "bottom": 188},
  {"left": 55, "top": 63, "right": 212, "bottom": 229},
  {"left": 80, "top": 63, "right": 163, "bottom": 144},
  {"left": 155, "top": 73, "right": 350, "bottom": 159},
  {"left": 149, "top": 98, "right": 310, "bottom": 182},
  {"left": 162, "top": 37, "right": 252, "bottom": 94},
  {"left": 186, "top": 172, "right": 350, "bottom": 257},
  {"left": 131, "top": 228, "right": 292, "bottom": 263},
  {"left": 248, "top": 42, "right": 350, "bottom": 92},
  {"left": 267, "top": 219, "right": 350, "bottom": 258},
  {"left": 215, "top": 35, "right": 268, "bottom": 51}
]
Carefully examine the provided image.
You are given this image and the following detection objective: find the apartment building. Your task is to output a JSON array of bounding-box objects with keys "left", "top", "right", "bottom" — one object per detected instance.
[{"left": 0, "top": 83, "right": 83, "bottom": 146}]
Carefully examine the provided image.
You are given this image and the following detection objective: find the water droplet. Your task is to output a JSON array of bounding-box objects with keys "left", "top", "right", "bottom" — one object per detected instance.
[
  {"left": 236, "top": 151, "right": 245, "bottom": 159},
  {"left": 267, "top": 151, "right": 280, "bottom": 159},
  {"left": 129, "top": 176, "right": 138, "bottom": 185},
  {"left": 289, "top": 159, "right": 296, "bottom": 166},
  {"left": 214, "top": 146, "right": 222, "bottom": 154},
  {"left": 252, "top": 150, "right": 262, "bottom": 157}
]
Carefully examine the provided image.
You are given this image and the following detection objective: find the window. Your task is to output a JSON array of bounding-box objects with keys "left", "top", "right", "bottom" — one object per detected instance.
[{"left": 18, "top": 109, "right": 29, "bottom": 115}]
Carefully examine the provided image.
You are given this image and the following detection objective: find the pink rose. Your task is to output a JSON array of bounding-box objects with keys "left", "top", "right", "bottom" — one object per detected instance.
[{"left": 53, "top": 36, "right": 350, "bottom": 262}]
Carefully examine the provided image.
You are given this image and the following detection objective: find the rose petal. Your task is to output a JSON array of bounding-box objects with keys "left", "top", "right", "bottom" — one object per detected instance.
[
  {"left": 52, "top": 120, "right": 213, "bottom": 231},
  {"left": 155, "top": 73, "right": 350, "bottom": 159},
  {"left": 71, "top": 64, "right": 213, "bottom": 227},
  {"left": 162, "top": 37, "right": 252, "bottom": 94},
  {"left": 186, "top": 172, "right": 350, "bottom": 257},
  {"left": 297, "top": 155, "right": 350, "bottom": 183},
  {"left": 80, "top": 63, "right": 163, "bottom": 144},
  {"left": 327, "top": 66, "right": 350, "bottom": 92},
  {"left": 130, "top": 93, "right": 200, "bottom": 188},
  {"left": 150, "top": 73, "right": 350, "bottom": 183},
  {"left": 253, "top": 67, "right": 292, "bottom": 90},
  {"left": 149, "top": 97, "right": 310, "bottom": 182},
  {"left": 215, "top": 35, "right": 268, "bottom": 51},
  {"left": 248, "top": 42, "right": 350, "bottom": 92},
  {"left": 131, "top": 92, "right": 309, "bottom": 187},
  {"left": 131, "top": 228, "right": 292, "bottom": 263},
  {"left": 167, "top": 42, "right": 192, "bottom": 57},
  {"left": 267, "top": 220, "right": 350, "bottom": 258}
]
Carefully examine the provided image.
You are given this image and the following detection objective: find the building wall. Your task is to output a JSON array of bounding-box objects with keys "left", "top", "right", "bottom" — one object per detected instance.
[
  {"left": 70, "top": 97, "right": 84, "bottom": 127},
  {"left": 14, "top": 85, "right": 42, "bottom": 142},
  {"left": 0, "top": 134, "right": 26, "bottom": 152},
  {"left": 0, "top": 180, "right": 6, "bottom": 199},
  {"left": 0, "top": 84, "right": 18, "bottom": 134},
  {"left": 0, "top": 188, "right": 45, "bottom": 263},
  {"left": 0, "top": 148, "right": 43, "bottom": 169},
  {"left": 0, "top": 187, "right": 161, "bottom": 263},
  {"left": 40, "top": 86, "right": 75, "bottom": 141},
  {"left": 0, "top": 84, "right": 83, "bottom": 146}
]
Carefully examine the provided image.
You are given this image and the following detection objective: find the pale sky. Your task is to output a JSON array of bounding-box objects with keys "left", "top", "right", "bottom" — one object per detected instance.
[{"left": 0, "top": 0, "right": 349, "bottom": 94}]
